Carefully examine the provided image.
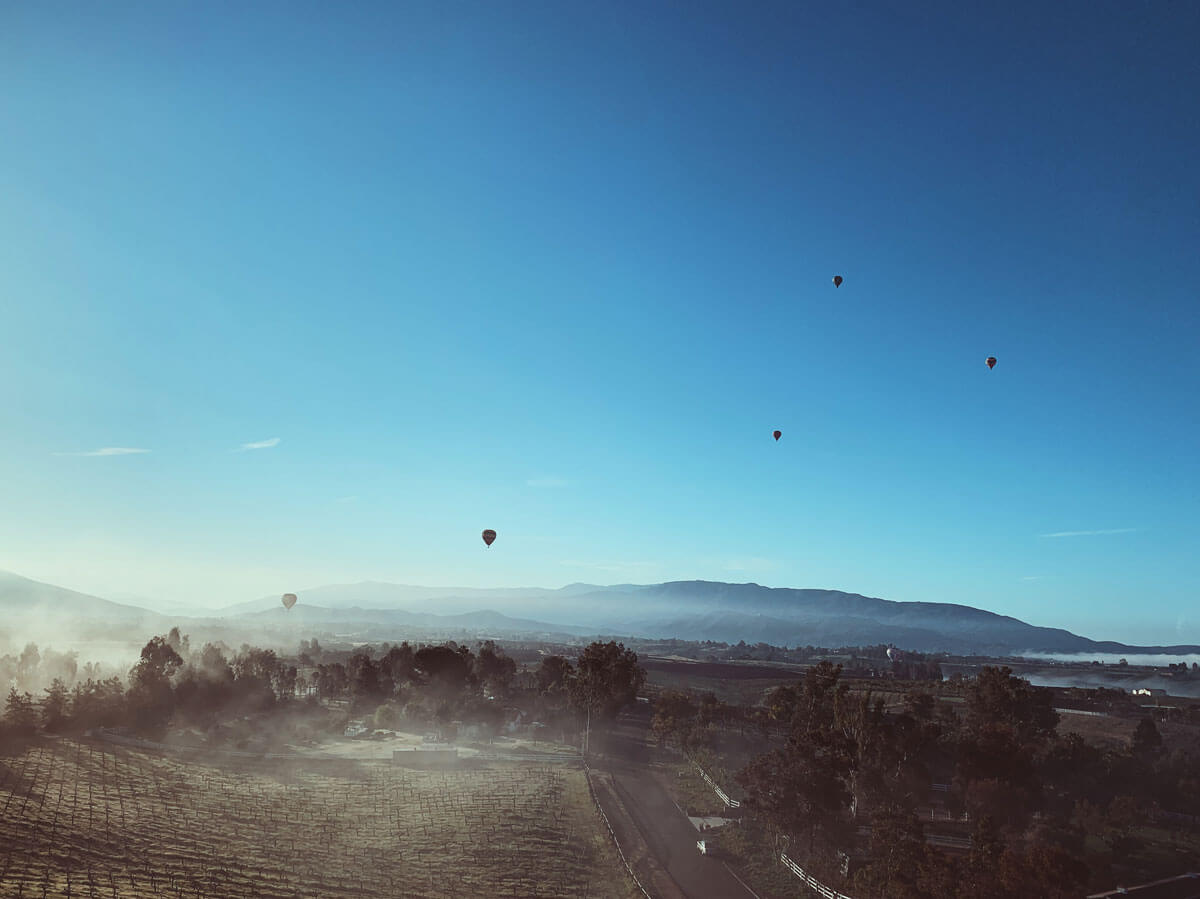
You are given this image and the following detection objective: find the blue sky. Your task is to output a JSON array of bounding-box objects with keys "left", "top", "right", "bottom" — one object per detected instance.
[{"left": 1, "top": 1, "right": 1197, "bottom": 642}]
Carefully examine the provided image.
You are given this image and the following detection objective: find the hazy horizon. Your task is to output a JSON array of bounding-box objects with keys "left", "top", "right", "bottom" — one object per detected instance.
[{"left": 3, "top": 566, "right": 1196, "bottom": 648}]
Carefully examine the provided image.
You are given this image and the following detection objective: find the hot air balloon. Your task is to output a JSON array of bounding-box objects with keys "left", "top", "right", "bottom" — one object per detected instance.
[
  {"left": 986, "top": 357, "right": 997, "bottom": 370},
  {"left": 832, "top": 275, "right": 843, "bottom": 288},
  {"left": 773, "top": 430, "right": 782, "bottom": 441},
  {"left": 482, "top": 529, "right": 497, "bottom": 547},
  {"left": 281, "top": 593, "right": 297, "bottom": 610}
]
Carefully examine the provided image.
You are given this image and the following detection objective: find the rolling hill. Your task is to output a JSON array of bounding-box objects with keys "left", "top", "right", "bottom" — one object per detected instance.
[{"left": 220, "top": 579, "right": 1199, "bottom": 656}]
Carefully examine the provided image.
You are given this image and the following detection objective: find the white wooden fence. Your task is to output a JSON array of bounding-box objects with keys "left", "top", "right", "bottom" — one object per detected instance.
[
  {"left": 583, "top": 764, "right": 653, "bottom": 899},
  {"left": 688, "top": 761, "right": 855, "bottom": 898},
  {"left": 692, "top": 761, "right": 741, "bottom": 809},
  {"left": 780, "top": 852, "right": 855, "bottom": 899}
]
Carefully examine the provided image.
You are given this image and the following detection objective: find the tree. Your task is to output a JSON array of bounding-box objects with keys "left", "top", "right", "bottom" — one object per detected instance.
[
  {"left": 40, "top": 648, "right": 78, "bottom": 685},
  {"left": 347, "top": 652, "right": 384, "bottom": 709},
  {"left": 174, "top": 644, "right": 235, "bottom": 727},
  {"left": 570, "top": 641, "right": 646, "bottom": 721},
  {"left": 130, "top": 636, "right": 184, "bottom": 691},
  {"left": 476, "top": 641, "right": 516, "bottom": 696},
  {"left": 1103, "top": 794, "right": 1145, "bottom": 855},
  {"left": 17, "top": 643, "right": 40, "bottom": 690},
  {"left": 4, "top": 687, "right": 37, "bottom": 734},
  {"left": 903, "top": 691, "right": 935, "bottom": 721},
  {"left": 650, "top": 690, "right": 696, "bottom": 751},
  {"left": 793, "top": 661, "right": 846, "bottom": 738},
  {"left": 231, "top": 647, "right": 282, "bottom": 709},
  {"left": 41, "top": 678, "right": 70, "bottom": 732},
  {"left": 274, "top": 665, "right": 298, "bottom": 702},
  {"left": 298, "top": 637, "right": 324, "bottom": 666},
  {"left": 851, "top": 806, "right": 929, "bottom": 899},
  {"left": 536, "top": 656, "right": 574, "bottom": 696},
  {"left": 965, "top": 667, "right": 1058, "bottom": 745},
  {"left": 959, "top": 815, "right": 1007, "bottom": 899},
  {"left": 696, "top": 692, "right": 722, "bottom": 728},
  {"left": 958, "top": 667, "right": 1058, "bottom": 831},
  {"left": 414, "top": 645, "right": 474, "bottom": 697},
  {"left": 1131, "top": 717, "right": 1162, "bottom": 757},
  {"left": 128, "top": 636, "right": 184, "bottom": 731},
  {"left": 314, "top": 663, "right": 349, "bottom": 700},
  {"left": 835, "top": 689, "right": 894, "bottom": 818},
  {"left": 764, "top": 683, "right": 799, "bottom": 726},
  {"left": 166, "top": 627, "right": 189, "bottom": 657},
  {"left": 379, "top": 643, "right": 415, "bottom": 688},
  {"left": 738, "top": 738, "right": 852, "bottom": 859}
]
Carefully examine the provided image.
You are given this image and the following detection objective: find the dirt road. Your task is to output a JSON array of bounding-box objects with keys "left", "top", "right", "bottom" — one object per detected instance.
[{"left": 591, "top": 711, "right": 756, "bottom": 899}]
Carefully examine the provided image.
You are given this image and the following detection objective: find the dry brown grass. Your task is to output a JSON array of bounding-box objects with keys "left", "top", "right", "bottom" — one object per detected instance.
[{"left": 0, "top": 737, "right": 639, "bottom": 899}]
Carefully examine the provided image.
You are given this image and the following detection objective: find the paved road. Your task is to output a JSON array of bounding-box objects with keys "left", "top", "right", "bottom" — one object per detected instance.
[{"left": 594, "top": 714, "right": 756, "bottom": 899}]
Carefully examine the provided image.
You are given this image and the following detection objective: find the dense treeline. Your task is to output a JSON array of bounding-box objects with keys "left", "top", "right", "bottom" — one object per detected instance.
[
  {"left": 653, "top": 663, "right": 1200, "bottom": 897},
  {"left": 1, "top": 630, "right": 646, "bottom": 751}
]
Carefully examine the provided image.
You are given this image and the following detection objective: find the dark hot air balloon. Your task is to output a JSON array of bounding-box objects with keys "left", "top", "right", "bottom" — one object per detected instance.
[
  {"left": 773, "top": 430, "right": 782, "bottom": 441},
  {"left": 986, "top": 357, "right": 997, "bottom": 370},
  {"left": 482, "top": 529, "right": 497, "bottom": 547},
  {"left": 281, "top": 593, "right": 297, "bottom": 610},
  {"left": 832, "top": 275, "right": 843, "bottom": 288}
]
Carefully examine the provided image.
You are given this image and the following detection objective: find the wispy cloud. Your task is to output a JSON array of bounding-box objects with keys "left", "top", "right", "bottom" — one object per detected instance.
[
  {"left": 54, "top": 447, "right": 150, "bottom": 457},
  {"left": 526, "top": 476, "right": 568, "bottom": 488},
  {"left": 1039, "top": 528, "right": 1137, "bottom": 538},
  {"left": 239, "top": 437, "right": 280, "bottom": 451},
  {"left": 334, "top": 495, "right": 358, "bottom": 504}
]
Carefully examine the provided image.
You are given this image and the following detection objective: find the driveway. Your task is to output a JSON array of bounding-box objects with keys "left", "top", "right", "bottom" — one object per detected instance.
[{"left": 591, "top": 713, "right": 756, "bottom": 899}]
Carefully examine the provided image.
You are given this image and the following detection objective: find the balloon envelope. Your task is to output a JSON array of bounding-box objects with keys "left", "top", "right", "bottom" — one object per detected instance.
[
  {"left": 773, "top": 430, "right": 782, "bottom": 441},
  {"left": 281, "top": 593, "right": 297, "bottom": 610},
  {"left": 482, "top": 529, "right": 497, "bottom": 547},
  {"left": 832, "top": 275, "right": 843, "bottom": 287},
  {"left": 986, "top": 356, "right": 997, "bottom": 370}
]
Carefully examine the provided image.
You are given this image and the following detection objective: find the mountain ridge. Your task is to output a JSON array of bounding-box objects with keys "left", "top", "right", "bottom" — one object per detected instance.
[{"left": 2, "top": 570, "right": 1197, "bottom": 656}]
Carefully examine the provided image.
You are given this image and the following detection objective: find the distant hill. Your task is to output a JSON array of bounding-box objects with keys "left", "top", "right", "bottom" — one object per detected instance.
[
  {"left": 0, "top": 571, "right": 159, "bottom": 621},
  {"left": 576, "top": 581, "right": 1200, "bottom": 655},
  {"left": 4, "top": 570, "right": 1198, "bottom": 657},
  {"left": 216, "top": 582, "right": 601, "bottom": 616},
  {"left": 218, "top": 579, "right": 1200, "bottom": 656},
  {"left": 240, "top": 602, "right": 597, "bottom": 637},
  {"left": 0, "top": 570, "right": 169, "bottom": 646}
]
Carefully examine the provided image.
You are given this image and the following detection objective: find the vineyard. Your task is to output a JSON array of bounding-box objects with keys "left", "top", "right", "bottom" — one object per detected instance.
[{"left": 0, "top": 737, "right": 639, "bottom": 899}]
